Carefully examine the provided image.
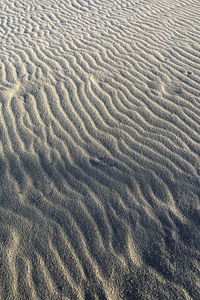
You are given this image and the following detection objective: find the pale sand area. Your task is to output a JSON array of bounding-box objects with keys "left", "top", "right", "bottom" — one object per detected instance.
[{"left": 0, "top": 0, "right": 200, "bottom": 299}]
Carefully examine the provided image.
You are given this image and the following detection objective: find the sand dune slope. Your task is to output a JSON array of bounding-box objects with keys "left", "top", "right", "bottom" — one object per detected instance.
[{"left": 0, "top": 0, "right": 200, "bottom": 299}]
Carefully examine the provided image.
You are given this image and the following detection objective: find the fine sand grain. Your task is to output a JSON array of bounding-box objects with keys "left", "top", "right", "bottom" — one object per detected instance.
[{"left": 0, "top": 0, "right": 200, "bottom": 299}]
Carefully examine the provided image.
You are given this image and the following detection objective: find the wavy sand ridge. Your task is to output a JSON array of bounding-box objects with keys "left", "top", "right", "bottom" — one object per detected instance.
[{"left": 0, "top": 0, "right": 200, "bottom": 299}]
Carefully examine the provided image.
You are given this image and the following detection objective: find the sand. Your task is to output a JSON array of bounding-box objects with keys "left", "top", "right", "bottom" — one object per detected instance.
[{"left": 0, "top": 0, "right": 200, "bottom": 299}]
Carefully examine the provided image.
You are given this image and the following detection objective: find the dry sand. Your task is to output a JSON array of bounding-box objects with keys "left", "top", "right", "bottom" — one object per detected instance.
[{"left": 0, "top": 0, "right": 200, "bottom": 299}]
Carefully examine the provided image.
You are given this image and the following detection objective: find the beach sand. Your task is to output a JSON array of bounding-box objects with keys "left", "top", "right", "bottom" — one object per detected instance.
[{"left": 0, "top": 0, "right": 200, "bottom": 299}]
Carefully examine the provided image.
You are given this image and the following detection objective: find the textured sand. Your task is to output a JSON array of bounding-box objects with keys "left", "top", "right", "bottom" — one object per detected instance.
[{"left": 0, "top": 0, "right": 200, "bottom": 299}]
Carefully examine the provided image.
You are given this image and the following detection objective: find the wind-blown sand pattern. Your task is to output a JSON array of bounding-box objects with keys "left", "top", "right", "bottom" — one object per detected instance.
[{"left": 0, "top": 0, "right": 200, "bottom": 299}]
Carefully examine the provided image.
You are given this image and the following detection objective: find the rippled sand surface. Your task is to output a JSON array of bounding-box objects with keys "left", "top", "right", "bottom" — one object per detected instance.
[{"left": 0, "top": 0, "right": 200, "bottom": 299}]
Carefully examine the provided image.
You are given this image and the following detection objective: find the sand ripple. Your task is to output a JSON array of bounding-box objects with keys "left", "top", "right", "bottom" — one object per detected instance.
[{"left": 0, "top": 0, "right": 200, "bottom": 299}]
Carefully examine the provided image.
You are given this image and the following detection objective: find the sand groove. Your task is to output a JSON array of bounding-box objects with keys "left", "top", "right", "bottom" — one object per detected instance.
[{"left": 0, "top": 0, "right": 200, "bottom": 299}]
